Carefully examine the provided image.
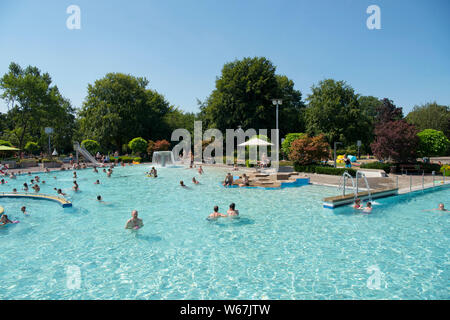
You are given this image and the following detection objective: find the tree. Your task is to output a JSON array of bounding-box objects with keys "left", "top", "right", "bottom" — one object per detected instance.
[
  {"left": 375, "top": 98, "right": 403, "bottom": 123},
  {"left": 81, "top": 139, "right": 100, "bottom": 155},
  {"left": 24, "top": 141, "right": 40, "bottom": 155},
  {"left": 154, "top": 139, "right": 170, "bottom": 151},
  {"left": 0, "top": 140, "right": 12, "bottom": 147},
  {"left": 128, "top": 137, "right": 148, "bottom": 156},
  {"left": 406, "top": 102, "right": 450, "bottom": 138},
  {"left": 305, "top": 79, "right": 372, "bottom": 146},
  {"left": 199, "top": 57, "right": 305, "bottom": 137},
  {"left": 288, "top": 134, "right": 330, "bottom": 165},
  {"left": 370, "top": 120, "right": 419, "bottom": 163},
  {"left": 417, "top": 129, "right": 450, "bottom": 157},
  {"left": 0, "top": 62, "right": 76, "bottom": 152},
  {"left": 78, "top": 73, "right": 172, "bottom": 150},
  {"left": 281, "top": 133, "right": 306, "bottom": 157}
]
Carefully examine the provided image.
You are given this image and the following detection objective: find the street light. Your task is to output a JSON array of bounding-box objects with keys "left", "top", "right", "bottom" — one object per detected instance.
[
  {"left": 271, "top": 99, "right": 282, "bottom": 171},
  {"left": 334, "top": 141, "right": 342, "bottom": 168}
]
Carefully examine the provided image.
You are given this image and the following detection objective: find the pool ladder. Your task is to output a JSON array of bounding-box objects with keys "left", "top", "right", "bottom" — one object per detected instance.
[{"left": 338, "top": 171, "right": 372, "bottom": 202}]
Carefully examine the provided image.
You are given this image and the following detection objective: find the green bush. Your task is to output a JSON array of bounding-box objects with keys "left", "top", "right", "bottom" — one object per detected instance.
[
  {"left": 440, "top": 165, "right": 450, "bottom": 176},
  {"left": 41, "top": 158, "right": 62, "bottom": 163},
  {"left": 18, "top": 159, "right": 37, "bottom": 164},
  {"left": 420, "top": 162, "right": 442, "bottom": 173},
  {"left": 81, "top": 139, "right": 100, "bottom": 155},
  {"left": 417, "top": 129, "right": 450, "bottom": 157},
  {"left": 245, "top": 159, "right": 255, "bottom": 168},
  {"left": 24, "top": 141, "right": 40, "bottom": 155},
  {"left": 133, "top": 157, "right": 142, "bottom": 163},
  {"left": 128, "top": 137, "right": 148, "bottom": 156},
  {"left": 360, "top": 162, "right": 393, "bottom": 173},
  {"left": 119, "top": 156, "right": 134, "bottom": 163},
  {"left": 293, "top": 163, "right": 356, "bottom": 176},
  {"left": 281, "top": 133, "right": 306, "bottom": 156}
]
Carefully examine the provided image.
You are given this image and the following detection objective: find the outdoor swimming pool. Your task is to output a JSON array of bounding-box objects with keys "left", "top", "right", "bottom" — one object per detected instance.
[{"left": 0, "top": 165, "right": 448, "bottom": 299}]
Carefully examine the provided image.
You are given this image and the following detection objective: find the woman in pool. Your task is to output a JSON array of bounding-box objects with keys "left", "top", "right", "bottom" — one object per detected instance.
[
  {"left": 192, "top": 177, "right": 199, "bottom": 185},
  {"left": 73, "top": 181, "right": 79, "bottom": 192},
  {"left": 23, "top": 183, "right": 28, "bottom": 191},
  {"left": 198, "top": 166, "right": 204, "bottom": 175},
  {"left": 208, "top": 206, "right": 227, "bottom": 219},
  {"left": 353, "top": 198, "right": 362, "bottom": 209},
  {"left": 227, "top": 203, "right": 239, "bottom": 217},
  {"left": 0, "top": 214, "right": 13, "bottom": 226}
]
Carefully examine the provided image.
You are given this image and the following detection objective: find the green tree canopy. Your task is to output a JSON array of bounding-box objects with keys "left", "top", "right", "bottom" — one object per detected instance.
[
  {"left": 0, "top": 62, "right": 76, "bottom": 152},
  {"left": 406, "top": 102, "right": 450, "bottom": 138},
  {"left": 199, "top": 57, "right": 305, "bottom": 137},
  {"left": 81, "top": 139, "right": 101, "bottom": 155},
  {"left": 78, "top": 73, "right": 172, "bottom": 150},
  {"left": 417, "top": 129, "right": 450, "bottom": 157},
  {"left": 128, "top": 137, "right": 148, "bottom": 155},
  {"left": 305, "top": 79, "right": 372, "bottom": 146}
]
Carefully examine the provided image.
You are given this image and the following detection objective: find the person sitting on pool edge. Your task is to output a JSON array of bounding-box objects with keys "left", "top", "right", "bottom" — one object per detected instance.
[
  {"left": 208, "top": 206, "right": 227, "bottom": 219},
  {"left": 125, "top": 210, "right": 144, "bottom": 229},
  {"left": 223, "top": 173, "right": 233, "bottom": 187},
  {"left": 238, "top": 173, "right": 249, "bottom": 187},
  {"left": 227, "top": 203, "right": 239, "bottom": 217}
]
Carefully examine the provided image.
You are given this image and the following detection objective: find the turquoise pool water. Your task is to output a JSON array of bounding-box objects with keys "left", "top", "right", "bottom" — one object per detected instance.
[{"left": 0, "top": 165, "right": 448, "bottom": 299}]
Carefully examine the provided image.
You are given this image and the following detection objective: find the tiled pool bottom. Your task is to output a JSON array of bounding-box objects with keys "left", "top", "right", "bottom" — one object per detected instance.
[{"left": 0, "top": 165, "right": 448, "bottom": 299}]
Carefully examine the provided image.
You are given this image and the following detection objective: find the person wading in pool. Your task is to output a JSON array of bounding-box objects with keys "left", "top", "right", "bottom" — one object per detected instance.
[
  {"left": 125, "top": 210, "right": 144, "bottom": 229},
  {"left": 208, "top": 206, "right": 227, "bottom": 219},
  {"left": 227, "top": 203, "right": 239, "bottom": 216},
  {"left": 0, "top": 214, "right": 13, "bottom": 226}
]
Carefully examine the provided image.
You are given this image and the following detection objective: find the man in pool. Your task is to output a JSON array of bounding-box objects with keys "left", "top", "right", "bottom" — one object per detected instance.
[
  {"left": 425, "top": 203, "right": 448, "bottom": 212},
  {"left": 223, "top": 173, "right": 233, "bottom": 187},
  {"left": 94, "top": 180, "right": 100, "bottom": 184},
  {"left": 21, "top": 206, "right": 29, "bottom": 215},
  {"left": 180, "top": 180, "right": 187, "bottom": 187},
  {"left": 363, "top": 202, "right": 372, "bottom": 213},
  {"left": 208, "top": 206, "right": 227, "bottom": 219},
  {"left": 125, "top": 210, "right": 144, "bottom": 229},
  {"left": 227, "top": 203, "right": 239, "bottom": 216}
]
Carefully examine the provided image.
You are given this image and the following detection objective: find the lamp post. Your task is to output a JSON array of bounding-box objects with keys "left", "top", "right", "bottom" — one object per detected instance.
[
  {"left": 272, "top": 99, "right": 282, "bottom": 171},
  {"left": 334, "top": 141, "right": 342, "bottom": 168}
]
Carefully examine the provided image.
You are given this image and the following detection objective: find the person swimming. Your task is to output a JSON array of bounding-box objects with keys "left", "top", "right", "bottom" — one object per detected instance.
[
  {"left": 227, "top": 203, "right": 239, "bottom": 216},
  {"left": 93, "top": 167, "right": 98, "bottom": 173},
  {"left": 55, "top": 188, "right": 67, "bottom": 196},
  {"left": 94, "top": 180, "right": 100, "bottom": 184},
  {"left": 192, "top": 177, "right": 199, "bottom": 185},
  {"left": 23, "top": 183, "right": 28, "bottom": 191},
  {"left": 12, "top": 188, "right": 17, "bottom": 193},
  {"left": 125, "top": 210, "right": 144, "bottom": 229},
  {"left": 208, "top": 206, "right": 227, "bottom": 219},
  {"left": 21, "top": 206, "right": 29, "bottom": 215},
  {"left": 198, "top": 166, "right": 204, "bottom": 175},
  {"left": 32, "top": 184, "right": 40, "bottom": 192},
  {"left": 180, "top": 180, "right": 187, "bottom": 187},
  {"left": 73, "top": 181, "right": 79, "bottom": 192},
  {"left": 424, "top": 203, "right": 448, "bottom": 212},
  {"left": 0, "top": 214, "right": 13, "bottom": 226}
]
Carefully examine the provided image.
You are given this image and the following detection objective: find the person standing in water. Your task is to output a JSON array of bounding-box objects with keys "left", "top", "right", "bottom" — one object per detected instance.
[
  {"left": 227, "top": 203, "right": 239, "bottom": 216},
  {"left": 125, "top": 210, "right": 144, "bottom": 229},
  {"left": 208, "top": 206, "right": 227, "bottom": 219}
]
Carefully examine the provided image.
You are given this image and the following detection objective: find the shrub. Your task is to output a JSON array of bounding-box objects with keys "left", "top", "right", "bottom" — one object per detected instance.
[
  {"left": 24, "top": 141, "right": 40, "bottom": 155},
  {"left": 119, "top": 156, "right": 134, "bottom": 163},
  {"left": 133, "top": 157, "right": 142, "bottom": 163},
  {"left": 128, "top": 137, "right": 148, "bottom": 156},
  {"left": 293, "top": 163, "right": 356, "bottom": 176},
  {"left": 417, "top": 129, "right": 450, "bottom": 157},
  {"left": 282, "top": 133, "right": 306, "bottom": 156},
  {"left": 440, "top": 165, "right": 450, "bottom": 176},
  {"left": 420, "top": 162, "right": 442, "bottom": 173},
  {"left": 154, "top": 139, "right": 170, "bottom": 151},
  {"left": 0, "top": 140, "right": 12, "bottom": 147},
  {"left": 289, "top": 134, "right": 330, "bottom": 164},
  {"left": 81, "top": 139, "right": 100, "bottom": 155},
  {"left": 360, "top": 162, "right": 393, "bottom": 174}
]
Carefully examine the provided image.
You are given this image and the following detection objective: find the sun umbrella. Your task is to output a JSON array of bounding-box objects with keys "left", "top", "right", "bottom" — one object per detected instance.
[
  {"left": 237, "top": 138, "right": 273, "bottom": 147},
  {"left": 0, "top": 146, "right": 20, "bottom": 151}
]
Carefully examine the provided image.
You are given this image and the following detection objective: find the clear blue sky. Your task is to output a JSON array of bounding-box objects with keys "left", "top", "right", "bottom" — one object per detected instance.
[{"left": 0, "top": 0, "right": 449, "bottom": 114}]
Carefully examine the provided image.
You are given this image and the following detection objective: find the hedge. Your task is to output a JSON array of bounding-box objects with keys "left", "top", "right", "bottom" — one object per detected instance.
[
  {"left": 133, "top": 157, "right": 142, "bottom": 163},
  {"left": 294, "top": 163, "right": 356, "bottom": 176},
  {"left": 118, "top": 156, "right": 134, "bottom": 163},
  {"left": 440, "top": 165, "right": 450, "bottom": 176},
  {"left": 360, "top": 162, "right": 393, "bottom": 173}
]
